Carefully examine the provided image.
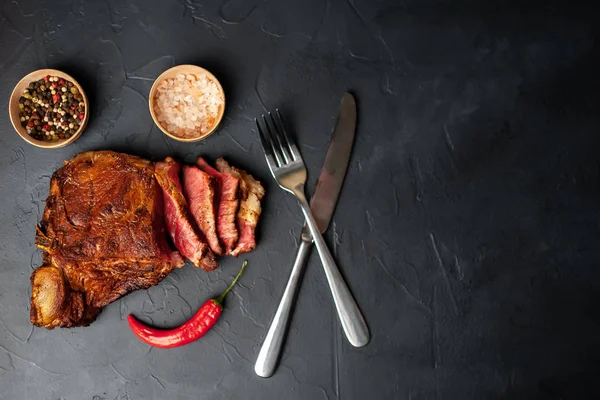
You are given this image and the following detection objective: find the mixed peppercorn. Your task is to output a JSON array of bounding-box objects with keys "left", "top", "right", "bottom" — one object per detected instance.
[{"left": 18, "top": 75, "right": 86, "bottom": 141}]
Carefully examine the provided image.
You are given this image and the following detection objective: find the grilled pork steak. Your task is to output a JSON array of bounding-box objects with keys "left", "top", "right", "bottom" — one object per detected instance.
[
  {"left": 155, "top": 157, "right": 218, "bottom": 271},
  {"left": 30, "top": 152, "right": 262, "bottom": 329},
  {"left": 182, "top": 165, "right": 222, "bottom": 255},
  {"left": 196, "top": 157, "right": 240, "bottom": 254},
  {"left": 30, "top": 151, "right": 185, "bottom": 329},
  {"left": 215, "top": 158, "right": 265, "bottom": 256}
]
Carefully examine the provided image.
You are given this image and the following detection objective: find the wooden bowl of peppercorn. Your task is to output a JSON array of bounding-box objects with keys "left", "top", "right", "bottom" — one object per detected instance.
[{"left": 9, "top": 69, "right": 89, "bottom": 149}]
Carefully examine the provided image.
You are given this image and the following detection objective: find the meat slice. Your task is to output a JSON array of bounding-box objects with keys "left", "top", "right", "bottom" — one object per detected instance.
[
  {"left": 196, "top": 157, "right": 240, "bottom": 254},
  {"left": 182, "top": 165, "right": 222, "bottom": 255},
  {"left": 155, "top": 157, "right": 218, "bottom": 271},
  {"left": 215, "top": 158, "right": 265, "bottom": 256},
  {"left": 30, "top": 151, "right": 185, "bottom": 329}
]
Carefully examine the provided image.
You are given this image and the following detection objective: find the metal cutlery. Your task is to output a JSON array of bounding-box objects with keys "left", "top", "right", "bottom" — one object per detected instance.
[{"left": 254, "top": 104, "right": 369, "bottom": 377}]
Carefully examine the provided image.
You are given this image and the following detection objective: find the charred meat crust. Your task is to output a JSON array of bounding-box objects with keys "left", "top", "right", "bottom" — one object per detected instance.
[{"left": 30, "top": 151, "right": 184, "bottom": 328}]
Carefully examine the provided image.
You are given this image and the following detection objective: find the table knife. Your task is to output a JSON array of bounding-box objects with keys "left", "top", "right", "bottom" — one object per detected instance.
[{"left": 255, "top": 93, "right": 369, "bottom": 378}]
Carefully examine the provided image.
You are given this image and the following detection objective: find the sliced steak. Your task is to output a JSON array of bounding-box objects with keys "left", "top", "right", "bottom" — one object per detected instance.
[
  {"left": 182, "top": 165, "right": 222, "bottom": 255},
  {"left": 155, "top": 157, "right": 218, "bottom": 271},
  {"left": 196, "top": 157, "right": 240, "bottom": 254},
  {"left": 215, "top": 157, "right": 265, "bottom": 256}
]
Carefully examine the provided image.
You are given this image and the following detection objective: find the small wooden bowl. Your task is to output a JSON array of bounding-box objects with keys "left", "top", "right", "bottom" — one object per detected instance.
[
  {"left": 9, "top": 69, "right": 89, "bottom": 149},
  {"left": 149, "top": 65, "right": 225, "bottom": 142}
]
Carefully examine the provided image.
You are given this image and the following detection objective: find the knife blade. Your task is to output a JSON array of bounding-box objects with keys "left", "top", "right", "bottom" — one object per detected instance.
[
  {"left": 255, "top": 93, "right": 368, "bottom": 378},
  {"left": 306, "top": 92, "right": 357, "bottom": 235}
]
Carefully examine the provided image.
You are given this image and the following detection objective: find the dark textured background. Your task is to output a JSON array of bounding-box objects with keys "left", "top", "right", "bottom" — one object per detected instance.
[{"left": 1, "top": 0, "right": 599, "bottom": 399}]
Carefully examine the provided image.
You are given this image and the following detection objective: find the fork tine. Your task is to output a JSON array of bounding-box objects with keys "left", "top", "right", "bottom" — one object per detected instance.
[
  {"left": 255, "top": 118, "right": 272, "bottom": 156},
  {"left": 268, "top": 112, "right": 292, "bottom": 164},
  {"left": 261, "top": 114, "right": 284, "bottom": 167},
  {"left": 255, "top": 118, "right": 279, "bottom": 169},
  {"left": 274, "top": 109, "right": 301, "bottom": 161}
]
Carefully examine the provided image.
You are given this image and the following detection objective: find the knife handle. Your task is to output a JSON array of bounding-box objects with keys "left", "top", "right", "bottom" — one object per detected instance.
[
  {"left": 255, "top": 239, "right": 312, "bottom": 378},
  {"left": 295, "top": 191, "right": 370, "bottom": 348}
]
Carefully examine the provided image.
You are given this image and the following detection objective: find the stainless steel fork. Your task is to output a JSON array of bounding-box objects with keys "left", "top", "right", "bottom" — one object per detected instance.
[{"left": 255, "top": 110, "right": 370, "bottom": 351}]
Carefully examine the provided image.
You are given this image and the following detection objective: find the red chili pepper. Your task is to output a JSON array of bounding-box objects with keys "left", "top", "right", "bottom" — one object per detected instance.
[
  {"left": 52, "top": 94, "right": 60, "bottom": 103},
  {"left": 127, "top": 261, "right": 247, "bottom": 348}
]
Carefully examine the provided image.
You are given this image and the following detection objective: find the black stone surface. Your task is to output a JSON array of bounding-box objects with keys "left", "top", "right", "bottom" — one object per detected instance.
[{"left": 1, "top": 0, "right": 599, "bottom": 398}]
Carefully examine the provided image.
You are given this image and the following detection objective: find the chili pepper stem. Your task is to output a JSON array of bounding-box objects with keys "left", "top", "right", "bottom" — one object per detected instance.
[{"left": 214, "top": 261, "right": 247, "bottom": 305}]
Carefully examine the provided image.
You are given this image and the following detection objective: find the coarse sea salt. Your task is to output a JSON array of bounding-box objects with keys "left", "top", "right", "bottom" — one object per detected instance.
[{"left": 153, "top": 72, "right": 224, "bottom": 139}]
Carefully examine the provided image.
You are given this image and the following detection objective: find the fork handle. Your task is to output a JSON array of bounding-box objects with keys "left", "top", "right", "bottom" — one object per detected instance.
[
  {"left": 255, "top": 238, "right": 312, "bottom": 378},
  {"left": 295, "top": 190, "right": 370, "bottom": 347}
]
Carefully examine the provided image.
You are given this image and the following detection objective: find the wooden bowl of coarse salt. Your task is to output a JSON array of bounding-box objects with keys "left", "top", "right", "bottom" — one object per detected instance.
[{"left": 149, "top": 65, "right": 225, "bottom": 142}]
